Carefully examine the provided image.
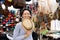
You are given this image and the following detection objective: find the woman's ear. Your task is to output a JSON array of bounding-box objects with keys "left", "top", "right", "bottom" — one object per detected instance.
[{"left": 29, "top": 15, "right": 32, "bottom": 18}]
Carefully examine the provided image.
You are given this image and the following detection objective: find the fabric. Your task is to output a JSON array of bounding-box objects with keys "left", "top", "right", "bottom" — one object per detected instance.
[
  {"left": 5, "top": 0, "right": 12, "bottom": 6},
  {"left": 56, "top": 0, "right": 60, "bottom": 2},
  {"left": 51, "top": 20, "right": 56, "bottom": 30},
  {"left": 40, "top": 29, "right": 48, "bottom": 35},
  {"left": 13, "top": 22, "right": 33, "bottom": 40},
  {"left": 15, "top": 18, "right": 19, "bottom": 22},
  {"left": 37, "top": 15, "right": 43, "bottom": 23},
  {"left": 0, "top": 34, "right": 9, "bottom": 40},
  {"left": 8, "top": 0, "right": 12, "bottom": 2},
  {"left": 13, "top": 0, "right": 26, "bottom": 8},
  {"left": 38, "top": 0, "right": 50, "bottom": 14},
  {"left": 51, "top": 19, "right": 60, "bottom": 31},
  {"left": 48, "top": 0, "right": 59, "bottom": 14},
  {"left": 32, "top": 32, "right": 38, "bottom": 40},
  {"left": 43, "top": 14, "right": 49, "bottom": 23}
]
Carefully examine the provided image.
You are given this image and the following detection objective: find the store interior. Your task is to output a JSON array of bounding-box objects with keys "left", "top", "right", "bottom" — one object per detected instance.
[{"left": 0, "top": 0, "right": 60, "bottom": 40}]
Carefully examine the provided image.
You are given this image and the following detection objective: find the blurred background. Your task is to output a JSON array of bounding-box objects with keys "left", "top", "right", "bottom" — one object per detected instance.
[{"left": 0, "top": 0, "right": 60, "bottom": 40}]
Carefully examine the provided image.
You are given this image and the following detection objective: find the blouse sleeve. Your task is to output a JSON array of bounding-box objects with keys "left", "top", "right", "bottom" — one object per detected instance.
[{"left": 13, "top": 23, "right": 25, "bottom": 40}]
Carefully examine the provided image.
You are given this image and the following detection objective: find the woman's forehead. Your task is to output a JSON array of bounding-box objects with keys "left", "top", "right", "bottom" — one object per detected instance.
[{"left": 23, "top": 10, "right": 30, "bottom": 13}]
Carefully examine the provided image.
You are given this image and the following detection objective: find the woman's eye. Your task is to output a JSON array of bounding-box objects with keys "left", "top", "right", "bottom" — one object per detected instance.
[
  {"left": 28, "top": 13, "right": 30, "bottom": 15},
  {"left": 24, "top": 13, "right": 26, "bottom": 15},
  {"left": 25, "top": 14, "right": 26, "bottom": 15}
]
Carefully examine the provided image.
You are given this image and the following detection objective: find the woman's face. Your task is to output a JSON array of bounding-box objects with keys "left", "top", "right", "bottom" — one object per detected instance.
[{"left": 22, "top": 10, "right": 31, "bottom": 19}]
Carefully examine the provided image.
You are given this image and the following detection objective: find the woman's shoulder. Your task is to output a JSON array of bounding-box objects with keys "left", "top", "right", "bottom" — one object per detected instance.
[
  {"left": 16, "top": 22, "right": 22, "bottom": 25},
  {"left": 16, "top": 22, "right": 22, "bottom": 26},
  {"left": 15, "top": 22, "right": 22, "bottom": 29}
]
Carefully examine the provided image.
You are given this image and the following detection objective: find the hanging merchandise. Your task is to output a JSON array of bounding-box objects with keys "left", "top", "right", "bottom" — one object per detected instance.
[
  {"left": 0, "top": 0, "right": 5, "bottom": 3},
  {"left": 8, "top": 0, "right": 12, "bottom": 2},
  {"left": 48, "top": 0, "right": 59, "bottom": 14},
  {"left": 12, "top": 0, "right": 26, "bottom": 8},
  {"left": 10, "top": 10, "right": 15, "bottom": 14},
  {"left": 56, "top": 0, "right": 60, "bottom": 3},
  {"left": 5, "top": 0, "right": 13, "bottom": 6},
  {"left": 1, "top": 4, "right": 6, "bottom": 10},
  {"left": 0, "top": 4, "right": 2, "bottom": 10},
  {"left": 38, "top": 0, "right": 51, "bottom": 14},
  {"left": 15, "top": 18, "right": 20, "bottom": 22},
  {"left": 26, "top": 0, "right": 31, "bottom": 1}
]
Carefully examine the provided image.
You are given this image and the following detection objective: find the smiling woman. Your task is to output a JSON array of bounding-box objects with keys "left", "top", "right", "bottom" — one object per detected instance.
[{"left": 13, "top": 8, "right": 34, "bottom": 40}]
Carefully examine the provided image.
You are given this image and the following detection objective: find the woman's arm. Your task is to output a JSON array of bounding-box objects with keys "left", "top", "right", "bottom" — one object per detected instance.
[
  {"left": 13, "top": 23, "right": 32, "bottom": 40},
  {"left": 13, "top": 23, "right": 25, "bottom": 40}
]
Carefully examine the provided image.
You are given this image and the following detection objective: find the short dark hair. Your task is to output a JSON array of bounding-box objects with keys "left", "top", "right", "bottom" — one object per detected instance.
[{"left": 20, "top": 8, "right": 32, "bottom": 17}]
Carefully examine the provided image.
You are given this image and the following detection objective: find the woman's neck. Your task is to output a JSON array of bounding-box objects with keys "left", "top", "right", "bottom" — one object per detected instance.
[{"left": 22, "top": 18, "right": 31, "bottom": 20}]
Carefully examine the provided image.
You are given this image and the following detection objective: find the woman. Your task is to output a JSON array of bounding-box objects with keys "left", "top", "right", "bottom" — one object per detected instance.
[{"left": 13, "top": 8, "right": 34, "bottom": 40}]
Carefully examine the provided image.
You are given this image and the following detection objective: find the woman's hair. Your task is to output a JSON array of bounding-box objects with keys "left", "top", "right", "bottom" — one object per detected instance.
[{"left": 20, "top": 8, "right": 32, "bottom": 17}]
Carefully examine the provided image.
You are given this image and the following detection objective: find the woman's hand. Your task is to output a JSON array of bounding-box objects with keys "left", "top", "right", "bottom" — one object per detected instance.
[
  {"left": 22, "top": 23, "right": 32, "bottom": 38},
  {"left": 24, "top": 30, "right": 32, "bottom": 38}
]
